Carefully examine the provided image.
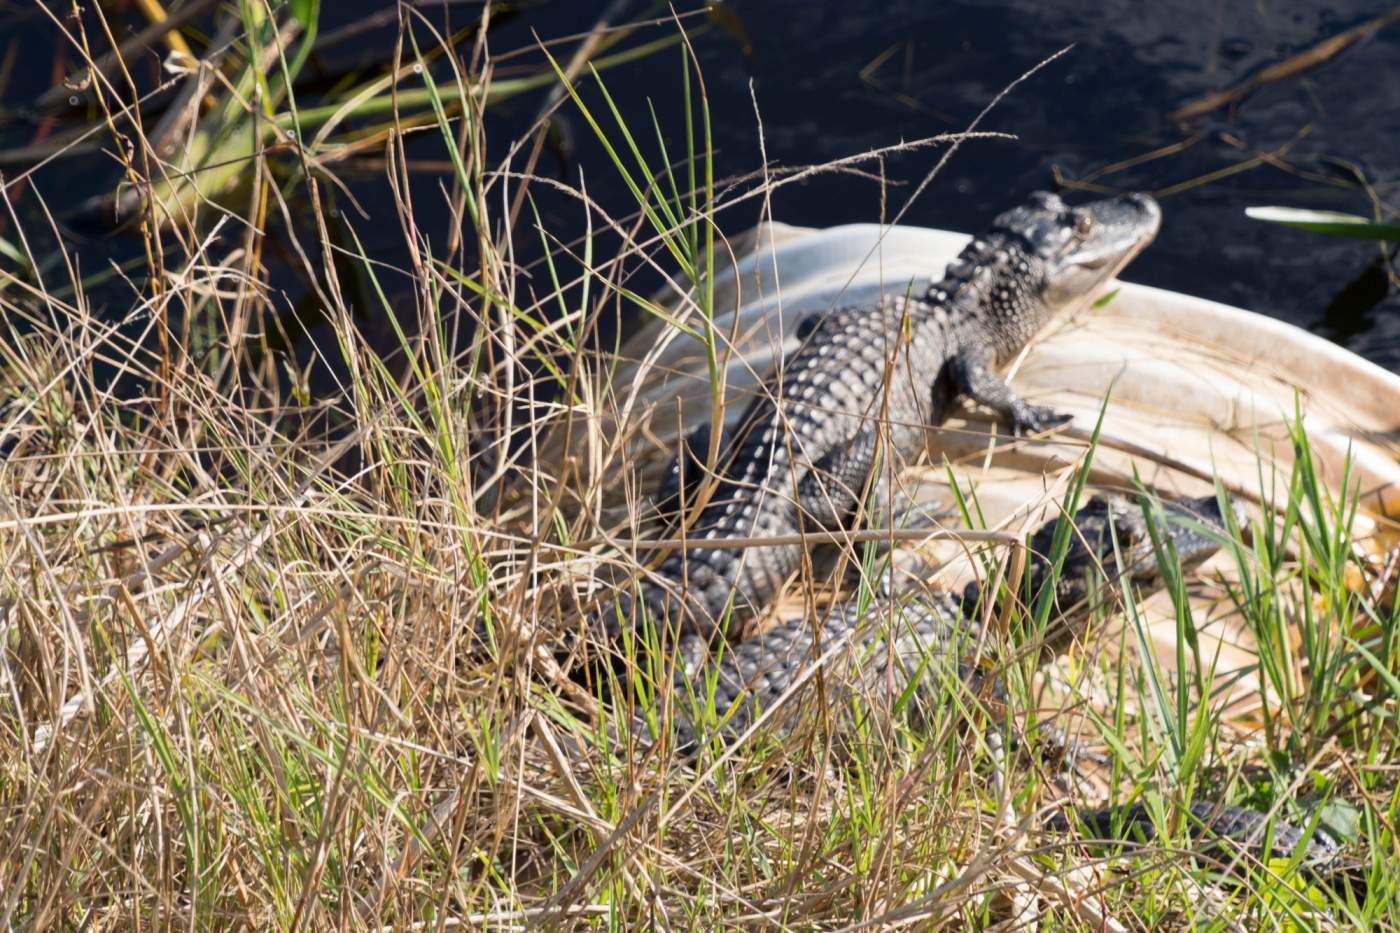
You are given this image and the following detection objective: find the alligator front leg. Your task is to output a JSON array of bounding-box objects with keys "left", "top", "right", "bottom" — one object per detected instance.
[{"left": 949, "top": 351, "right": 1071, "bottom": 437}]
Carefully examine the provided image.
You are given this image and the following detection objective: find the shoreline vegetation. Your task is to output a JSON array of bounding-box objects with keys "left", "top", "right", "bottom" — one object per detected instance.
[{"left": 0, "top": 3, "right": 1396, "bottom": 928}]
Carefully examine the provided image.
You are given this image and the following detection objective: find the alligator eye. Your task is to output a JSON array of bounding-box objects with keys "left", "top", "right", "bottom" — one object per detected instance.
[{"left": 1074, "top": 210, "right": 1095, "bottom": 237}]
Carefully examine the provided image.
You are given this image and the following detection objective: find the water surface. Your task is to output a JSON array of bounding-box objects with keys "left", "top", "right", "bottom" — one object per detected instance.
[{"left": 2, "top": 0, "right": 1397, "bottom": 368}]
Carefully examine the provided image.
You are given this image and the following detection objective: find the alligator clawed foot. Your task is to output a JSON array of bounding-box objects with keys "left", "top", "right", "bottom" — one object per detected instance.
[{"left": 1009, "top": 403, "right": 1073, "bottom": 437}]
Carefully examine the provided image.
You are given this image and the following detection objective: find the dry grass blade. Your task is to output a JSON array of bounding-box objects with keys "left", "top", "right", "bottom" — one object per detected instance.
[{"left": 28, "top": 427, "right": 366, "bottom": 753}]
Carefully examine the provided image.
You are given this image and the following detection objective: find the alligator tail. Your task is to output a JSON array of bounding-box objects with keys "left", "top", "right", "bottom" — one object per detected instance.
[{"left": 1048, "top": 801, "right": 1364, "bottom": 893}]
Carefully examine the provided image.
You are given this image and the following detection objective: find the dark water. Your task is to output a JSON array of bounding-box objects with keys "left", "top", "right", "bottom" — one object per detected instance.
[{"left": 2, "top": 1, "right": 1398, "bottom": 370}]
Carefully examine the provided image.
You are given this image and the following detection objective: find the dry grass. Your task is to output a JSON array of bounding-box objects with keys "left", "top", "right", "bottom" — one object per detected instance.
[{"left": 0, "top": 3, "right": 1395, "bottom": 929}]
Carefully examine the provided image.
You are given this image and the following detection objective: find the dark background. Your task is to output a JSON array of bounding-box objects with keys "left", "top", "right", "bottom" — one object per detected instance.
[{"left": 2, "top": 0, "right": 1398, "bottom": 370}]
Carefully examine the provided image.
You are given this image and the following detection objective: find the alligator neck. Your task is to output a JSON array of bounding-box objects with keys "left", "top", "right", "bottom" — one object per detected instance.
[{"left": 925, "top": 235, "right": 1051, "bottom": 362}]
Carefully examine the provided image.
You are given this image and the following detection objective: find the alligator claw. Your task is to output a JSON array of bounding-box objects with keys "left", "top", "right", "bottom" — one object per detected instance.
[{"left": 1009, "top": 403, "right": 1072, "bottom": 437}]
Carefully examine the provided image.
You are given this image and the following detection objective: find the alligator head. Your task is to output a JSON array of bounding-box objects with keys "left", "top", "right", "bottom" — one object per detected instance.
[
  {"left": 1024, "top": 493, "right": 1243, "bottom": 638},
  {"left": 938, "top": 190, "right": 1162, "bottom": 358},
  {"left": 992, "top": 493, "right": 1241, "bottom": 649}
]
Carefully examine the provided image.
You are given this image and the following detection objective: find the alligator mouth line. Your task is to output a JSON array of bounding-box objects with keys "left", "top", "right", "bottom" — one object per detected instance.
[{"left": 1081, "top": 194, "right": 1162, "bottom": 272}]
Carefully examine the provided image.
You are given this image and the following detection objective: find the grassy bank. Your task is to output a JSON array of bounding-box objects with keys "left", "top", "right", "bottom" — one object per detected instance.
[{"left": 1, "top": 4, "right": 1396, "bottom": 928}]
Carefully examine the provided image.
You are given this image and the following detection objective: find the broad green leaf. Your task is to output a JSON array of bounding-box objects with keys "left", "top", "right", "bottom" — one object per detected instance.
[{"left": 1246, "top": 206, "right": 1400, "bottom": 242}]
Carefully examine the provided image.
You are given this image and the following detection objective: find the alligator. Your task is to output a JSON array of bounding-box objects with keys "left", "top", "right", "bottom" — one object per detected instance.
[
  {"left": 641, "top": 491, "right": 1359, "bottom": 889},
  {"left": 580, "top": 191, "right": 1357, "bottom": 890},
  {"left": 653, "top": 493, "right": 1227, "bottom": 747},
  {"left": 593, "top": 190, "right": 1162, "bottom": 648}
]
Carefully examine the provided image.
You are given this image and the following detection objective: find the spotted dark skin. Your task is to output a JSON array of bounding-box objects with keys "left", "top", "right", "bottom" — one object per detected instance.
[
  {"left": 647, "top": 493, "right": 1359, "bottom": 888},
  {"left": 593, "top": 191, "right": 1163, "bottom": 645},
  {"left": 660, "top": 493, "right": 1236, "bottom": 747},
  {"left": 583, "top": 191, "right": 1356, "bottom": 886}
]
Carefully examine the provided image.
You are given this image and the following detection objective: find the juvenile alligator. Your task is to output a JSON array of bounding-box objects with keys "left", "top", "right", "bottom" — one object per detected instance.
[
  {"left": 582, "top": 192, "right": 1354, "bottom": 889},
  {"left": 594, "top": 190, "right": 1162, "bottom": 646},
  {"left": 658, "top": 493, "right": 1226, "bottom": 747},
  {"left": 647, "top": 492, "right": 1358, "bottom": 888}
]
